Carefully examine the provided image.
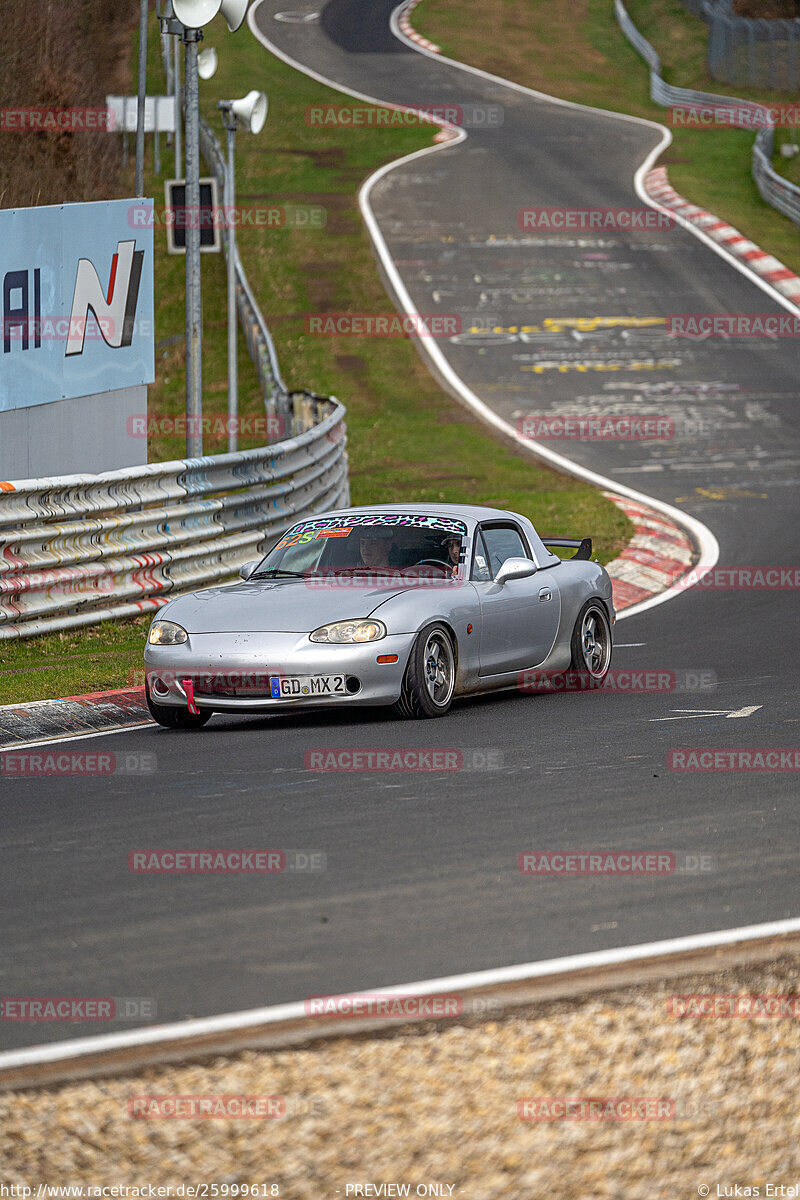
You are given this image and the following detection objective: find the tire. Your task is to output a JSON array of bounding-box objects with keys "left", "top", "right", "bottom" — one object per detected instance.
[
  {"left": 569, "top": 599, "right": 612, "bottom": 682},
  {"left": 146, "top": 682, "right": 212, "bottom": 729},
  {"left": 393, "top": 623, "right": 457, "bottom": 719}
]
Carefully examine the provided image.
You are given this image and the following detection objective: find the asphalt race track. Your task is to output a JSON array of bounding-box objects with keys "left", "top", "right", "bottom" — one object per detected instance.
[{"left": 2, "top": 0, "right": 799, "bottom": 1052}]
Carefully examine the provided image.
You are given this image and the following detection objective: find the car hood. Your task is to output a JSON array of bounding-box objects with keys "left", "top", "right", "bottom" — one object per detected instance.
[{"left": 160, "top": 577, "right": 408, "bottom": 634}]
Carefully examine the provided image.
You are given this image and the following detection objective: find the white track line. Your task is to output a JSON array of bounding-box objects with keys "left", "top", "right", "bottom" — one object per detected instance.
[
  {"left": 0, "top": 724, "right": 154, "bottom": 751},
  {"left": 3, "top": 916, "right": 800, "bottom": 1072},
  {"left": 248, "top": 0, "right": 719, "bottom": 620}
]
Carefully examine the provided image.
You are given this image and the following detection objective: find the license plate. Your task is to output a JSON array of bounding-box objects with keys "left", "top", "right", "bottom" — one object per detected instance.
[{"left": 269, "top": 674, "right": 346, "bottom": 699}]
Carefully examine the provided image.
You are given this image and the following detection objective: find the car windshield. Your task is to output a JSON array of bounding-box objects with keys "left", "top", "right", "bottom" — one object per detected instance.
[{"left": 253, "top": 514, "right": 468, "bottom": 577}]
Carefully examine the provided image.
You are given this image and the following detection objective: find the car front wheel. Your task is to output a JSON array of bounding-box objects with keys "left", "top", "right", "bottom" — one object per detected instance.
[{"left": 393, "top": 623, "right": 456, "bottom": 719}]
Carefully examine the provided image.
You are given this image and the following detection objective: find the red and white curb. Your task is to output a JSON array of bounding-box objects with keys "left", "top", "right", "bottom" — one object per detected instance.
[
  {"left": 397, "top": 0, "right": 441, "bottom": 53},
  {"left": 0, "top": 688, "right": 149, "bottom": 750},
  {"left": 645, "top": 166, "right": 800, "bottom": 307},
  {"left": 604, "top": 491, "right": 694, "bottom": 613}
]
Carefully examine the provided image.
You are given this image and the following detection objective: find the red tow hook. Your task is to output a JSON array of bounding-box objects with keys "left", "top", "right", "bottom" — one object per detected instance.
[{"left": 181, "top": 679, "right": 200, "bottom": 715}]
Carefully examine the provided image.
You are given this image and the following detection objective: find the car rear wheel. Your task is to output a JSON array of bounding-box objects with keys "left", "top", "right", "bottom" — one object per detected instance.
[
  {"left": 393, "top": 623, "right": 456, "bottom": 719},
  {"left": 569, "top": 600, "right": 612, "bottom": 682},
  {"left": 146, "top": 682, "right": 212, "bottom": 729}
]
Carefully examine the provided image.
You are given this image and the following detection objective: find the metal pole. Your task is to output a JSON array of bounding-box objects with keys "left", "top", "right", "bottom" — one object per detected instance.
[
  {"left": 184, "top": 31, "right": 203, "bottom": 458},
  {"left": 174, "top": 33, "right": 182, "bottom": 175},
  {"left": 226, "top": 122, "right": 238, "bottom": 453},
  {"left": 136, "top": 0, "right": 149, "bottom": 197},
  {"left": 161, "top": 28, "right": 173, "bottom": 147}
]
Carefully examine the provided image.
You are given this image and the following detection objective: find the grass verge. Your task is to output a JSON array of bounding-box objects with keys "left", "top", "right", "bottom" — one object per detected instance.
[
  {"left": 0, "top": 10, "right": 632, "bottom": 706},
  {"left": 416, "top": 0, "right": 800, "bottom": 276}
]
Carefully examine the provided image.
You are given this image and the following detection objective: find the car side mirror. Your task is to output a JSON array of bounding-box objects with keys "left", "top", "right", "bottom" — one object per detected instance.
[
  {"left": 239, "top": 560, "right": 259, "bottom": 580},
  {"left": 494, "top": 556, "right": 537, "bottom": 585}
]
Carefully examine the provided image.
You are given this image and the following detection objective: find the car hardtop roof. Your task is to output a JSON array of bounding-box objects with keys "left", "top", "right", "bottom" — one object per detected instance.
[{"left": 311, "top": 502, "right": 529, "bottom": 525}]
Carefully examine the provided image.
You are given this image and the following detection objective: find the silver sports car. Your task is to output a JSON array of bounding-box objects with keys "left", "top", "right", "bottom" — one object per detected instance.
[{"left": 143, "top": 503, "right": 615, "bottom": 726}]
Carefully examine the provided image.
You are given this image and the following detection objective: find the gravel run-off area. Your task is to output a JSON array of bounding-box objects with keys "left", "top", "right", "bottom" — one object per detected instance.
[{"left": 2, "top": 957, "right": 799, "bottom": 1198}]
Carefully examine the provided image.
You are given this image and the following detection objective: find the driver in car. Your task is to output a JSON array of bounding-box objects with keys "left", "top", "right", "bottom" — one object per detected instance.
[{"left": 358, "top": 525, "right": 396, "bottom": 568}]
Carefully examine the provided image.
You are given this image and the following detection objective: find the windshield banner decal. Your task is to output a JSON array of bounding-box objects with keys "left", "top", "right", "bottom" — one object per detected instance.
[{"left": 281, "top": 513, "right": 468, "bottom": 538}]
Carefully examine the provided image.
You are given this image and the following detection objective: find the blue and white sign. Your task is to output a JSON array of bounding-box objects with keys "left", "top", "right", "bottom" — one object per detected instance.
[{"left": 0, "top": 198, "right": 155, "bottom": 412}]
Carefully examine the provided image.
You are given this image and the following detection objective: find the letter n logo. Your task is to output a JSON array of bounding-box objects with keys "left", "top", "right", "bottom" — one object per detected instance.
[{"left": 65, "top": 240, "right": 144, "bottom": 356}]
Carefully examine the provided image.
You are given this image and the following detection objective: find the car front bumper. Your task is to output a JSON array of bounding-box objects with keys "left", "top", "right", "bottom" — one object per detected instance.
[{"left": 143, "top": 631, "right": 415, "bottom": 712}]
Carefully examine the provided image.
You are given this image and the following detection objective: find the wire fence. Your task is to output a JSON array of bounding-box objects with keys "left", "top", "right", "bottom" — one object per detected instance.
[
  {"left": 616, "top": 0, "right": 800, "bottom": 230},
  {"left": 705, "top": 1, "right": 800, "bottom": 91},
  {"left": 198, "top": 118, "right": 299, "bottom": 439}
]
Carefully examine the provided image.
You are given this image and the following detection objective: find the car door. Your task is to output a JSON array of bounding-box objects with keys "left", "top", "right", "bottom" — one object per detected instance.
[{"left": 473, "top": 522, "right": 561, "bottom": 675}]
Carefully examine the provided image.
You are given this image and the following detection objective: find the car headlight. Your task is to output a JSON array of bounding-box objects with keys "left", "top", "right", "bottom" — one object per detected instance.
[
  {"left": 148, "top": 620, "right": 188, "bottom": 646},
  {"left": 309, "top": 619, "right": 386, "bottom": 644}
]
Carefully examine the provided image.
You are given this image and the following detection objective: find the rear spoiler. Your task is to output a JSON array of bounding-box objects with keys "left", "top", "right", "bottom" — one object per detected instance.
[{"left": 541, "top": 537, "right": 593, "bottom": 561}]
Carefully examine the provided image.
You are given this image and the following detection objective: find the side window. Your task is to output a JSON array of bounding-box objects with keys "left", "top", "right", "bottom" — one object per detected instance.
[
  {"left": 480, "top": 525, "right": 529, "bottom": 577},
  {"left": 471, "top": 529, "right": 492, "bottom": 581}
]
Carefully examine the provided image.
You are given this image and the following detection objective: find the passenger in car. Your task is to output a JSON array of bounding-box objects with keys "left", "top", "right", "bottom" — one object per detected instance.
[{"left": 442, "top": 534, "right": 462, "bottom": 576}]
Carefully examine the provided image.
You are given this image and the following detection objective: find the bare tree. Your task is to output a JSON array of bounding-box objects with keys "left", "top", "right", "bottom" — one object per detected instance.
[{"left": 0, "top": 0, "right": 140, "bottom": 209}]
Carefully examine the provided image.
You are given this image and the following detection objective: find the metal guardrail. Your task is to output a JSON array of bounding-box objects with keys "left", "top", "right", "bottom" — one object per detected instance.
[
  {"left": 616, "top": 0, "right": 662, "bottom": 72},
  {"left": 0, "top": 399, "right": 349, "bottom": 639},
  {"left": 615, "top": 0, "right": 800, "bottom": 230},
  {"left": 753, "top": 126, "right": 800, "bottom": 226}
]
